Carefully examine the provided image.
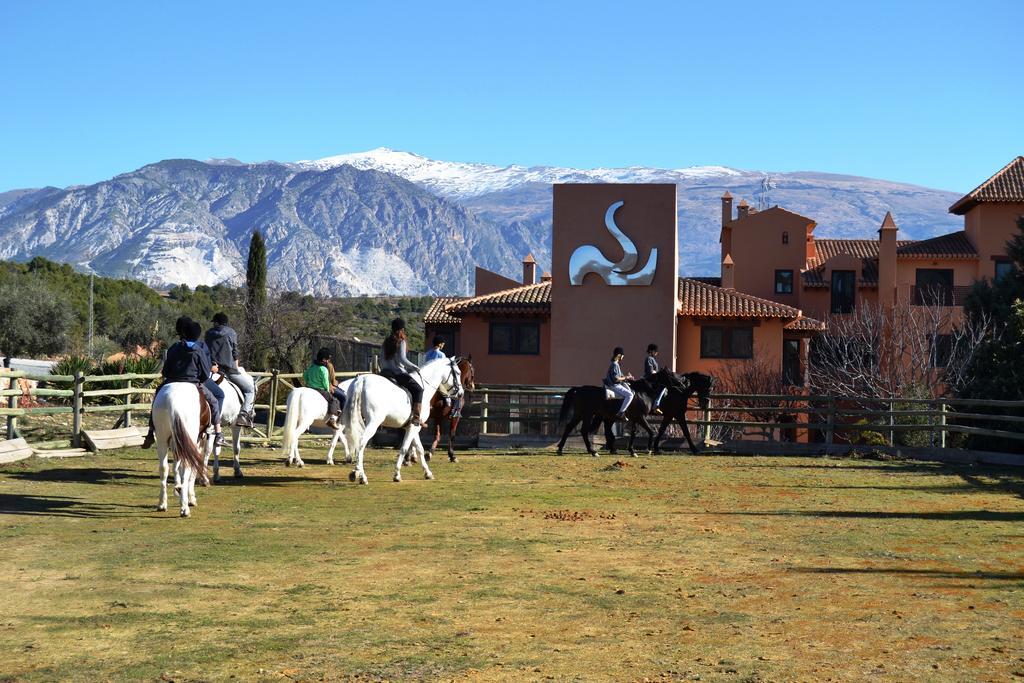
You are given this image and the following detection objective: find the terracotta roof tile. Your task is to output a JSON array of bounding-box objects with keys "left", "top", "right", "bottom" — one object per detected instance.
[
  {"left": 896, "top": 231, "right": 977, "bottom": 258},
  {"left": 678, "top": 278, "right": 802, "bottom": 318},
  {"left": 424, "top": 296, "right": 464, "bottom": 325},
  {"left": 445, "top": 281, "right": 551, "bottom": 316},
  {"left": 784, "top": 316, "right": 826, "bottom": 332},
  {"left": 950, "top": 156, "right": 1024, "bottom": 214},
  {"left": 802, "top": 232, "right": 975, "bottom": 287},
  {"left": 727, "top": 205, "right": 816, "bottom": 227}
]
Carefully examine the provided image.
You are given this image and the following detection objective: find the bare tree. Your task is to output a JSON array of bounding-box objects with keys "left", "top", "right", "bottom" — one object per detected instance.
[
  {"left": 718, "top": 354, "right": 804, "bottom": 441},
  {"left": 249, "top": 292, "right": 347, "bottom": 373},
  {"left": 808, "top": 301, "right": 992, "bottom": 401}
]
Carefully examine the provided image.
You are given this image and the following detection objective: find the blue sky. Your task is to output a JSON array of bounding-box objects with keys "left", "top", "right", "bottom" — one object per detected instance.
[{"left": 1, "top": 0, "right": 1021, "bottom": 192}]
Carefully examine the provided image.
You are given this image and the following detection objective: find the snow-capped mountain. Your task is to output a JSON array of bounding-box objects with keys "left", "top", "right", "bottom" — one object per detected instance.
[
  {"left": 0, "top": 149, "right": 965, "bottom": 294},
  {"left": 295, "top": 148, "right": 743, "bottom": 200}
]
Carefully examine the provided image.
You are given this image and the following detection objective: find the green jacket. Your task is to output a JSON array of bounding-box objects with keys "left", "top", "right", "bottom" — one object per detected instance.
[{"left": 303, "top": 363, "right": 330, "bottom": 392}]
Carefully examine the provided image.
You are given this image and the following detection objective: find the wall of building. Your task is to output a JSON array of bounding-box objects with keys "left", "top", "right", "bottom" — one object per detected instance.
[
  {"left": 964, "top": 203, "right": 1023, "bottom": 280},
  {"left": 729, "top": 211, "right": 812, "bottom": 306},
  {"left": 456, "top": 314, "right": 551, "bottom": 385},
  {"left": 676, "top": 317, "right": 787, "bottom": 378}
]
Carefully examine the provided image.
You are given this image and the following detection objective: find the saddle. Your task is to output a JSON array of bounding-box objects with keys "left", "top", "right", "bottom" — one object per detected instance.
[
  {"left": 212, "top": 372, "right": 244, "bottom": 402},
  {"left": 604, "top": 387, "right": 616, "bottom": 400}
]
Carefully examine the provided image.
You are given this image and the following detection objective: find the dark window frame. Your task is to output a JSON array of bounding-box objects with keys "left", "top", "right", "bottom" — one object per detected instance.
[
  {"left": 700, "top": 325, "right": 754, "bottom": 359},
  {"left": 830, "top": 270, "right": 856, "bottom": 314},
  {"left": 994, "top": 259, "right": 1014, "bottom": 281},
  {"left": 914, "top": 268, "right": 955, "bottom": 306},
  {"left": 488, "top": 320, "right": 540, "bottom": 355},
  {"left": 782, "top": 231, "right": 789, "bottom": 245},
  {"left": 782, "top": 339, "right": 802, "bottom": 386},
  {"left": 775, "top": 269, "right": 794, "bottom": 294}
]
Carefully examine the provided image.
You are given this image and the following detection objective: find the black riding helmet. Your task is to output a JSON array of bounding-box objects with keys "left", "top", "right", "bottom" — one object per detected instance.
[
  {"left": 185, "top": 321, "right": 202, "bottom": 343},
  {"left": 175, "top": 316, "right": 193, "bottom": 339},
  {"left": 391, "top": 318, "right": 406, "bottom": 334},
  {"left": 612, "top": 346, "right": 625, "bottom": 359},
  {"left": 316, "top": 347, "right": 332, "bottom": 363},
  {"left": 212, "top": 312, "right": 229, "bottom": 325}
]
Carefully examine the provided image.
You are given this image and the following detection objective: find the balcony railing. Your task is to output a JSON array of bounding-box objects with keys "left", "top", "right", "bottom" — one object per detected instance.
[{"left": 911, "top": 285, "right": 971, "bottom": 307}]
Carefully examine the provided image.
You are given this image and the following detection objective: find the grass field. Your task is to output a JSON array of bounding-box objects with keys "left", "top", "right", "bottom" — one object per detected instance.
[{"left": 2, "top": 446, "right": 1023, "bottom": 682}]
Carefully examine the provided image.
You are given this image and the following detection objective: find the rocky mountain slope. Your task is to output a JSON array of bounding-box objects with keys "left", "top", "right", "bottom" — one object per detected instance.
[{"left": 0, "top": 149, "right": 965, "bottom": 294}]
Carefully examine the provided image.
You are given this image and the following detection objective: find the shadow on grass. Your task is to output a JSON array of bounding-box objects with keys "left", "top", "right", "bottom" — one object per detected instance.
[
  {"left": 6, "top": 468, "right": 148, "bottom": 485},
  {"left": 714, "top": 509, "right": 1024, "bottom": 522},
  {"left": 792, "top": 566, "right": 1024, "bottom": 582},
  {"left": 0, "top": 493, "right": 150, "bottom": 518}
]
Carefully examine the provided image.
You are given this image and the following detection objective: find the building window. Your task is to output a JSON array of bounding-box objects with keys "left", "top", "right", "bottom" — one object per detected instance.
[
  {"left": 700, "top": 326, "right": 753, "bottom": 359},
  {"left": 995, "top": 260, "right": 1014, "bottom": 281},
  {"left": 775, "top": 269, "right": 794, "bottom": 294},
  {"left": 914, "top": 269, "right": 954, "bottom": 306},
  {"left": 830, "top": 270, "right": 856, "bottom": 314},
  {"left": 930, "top": 334, "right": 953, "bottom": 368},
  {"left": 782, "top": 231, "right": 789, "bottom": 245},
  {"left": 488, "top": 321, "right": 540, "bottom": 355},
  {"left": 782, "top": 339, "right": 801, "bottom": 385}
]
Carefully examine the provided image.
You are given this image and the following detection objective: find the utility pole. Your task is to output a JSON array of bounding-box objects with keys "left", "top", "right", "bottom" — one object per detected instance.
[{"left": 88, "top": 273, "right": 94, "bottom": 356}]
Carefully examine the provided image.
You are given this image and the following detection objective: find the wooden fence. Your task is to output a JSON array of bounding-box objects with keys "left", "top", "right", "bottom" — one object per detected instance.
[{"left": 3, "top": 373, "right": 1022, "bottom": 451}]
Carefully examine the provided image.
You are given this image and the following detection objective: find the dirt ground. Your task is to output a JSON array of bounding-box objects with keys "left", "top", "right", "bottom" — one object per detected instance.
[{"left": 1, "top": 446, "right": 1023, "bottom": 681}]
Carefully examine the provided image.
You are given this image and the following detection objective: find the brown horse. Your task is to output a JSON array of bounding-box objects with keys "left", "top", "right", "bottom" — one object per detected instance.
[{"left": 427, "top": 357, "right": 475, "bottom": 462}]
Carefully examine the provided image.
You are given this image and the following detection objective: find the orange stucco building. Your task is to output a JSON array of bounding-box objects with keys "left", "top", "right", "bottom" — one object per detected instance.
[{"left": 425, "top": 157, "right": 1023, "bottom": 388}]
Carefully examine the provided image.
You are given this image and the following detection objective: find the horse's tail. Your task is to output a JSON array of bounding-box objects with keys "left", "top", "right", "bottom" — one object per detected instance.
[
  {"left": 171, "top": 411, "right": 205, "bottom": 476},
  {"left": 281, "top": 389, "right": 301, "bottom": 456},
  {"left": 342, "top": 377, "right": 364, "bottom": 451},
  {"left": 558, "top": 388, "right": 578, "bottom": 426}
]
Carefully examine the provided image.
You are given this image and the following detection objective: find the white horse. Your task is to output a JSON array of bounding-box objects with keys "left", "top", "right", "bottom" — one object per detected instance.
[
  {"left": 203, "top": 374, "right": 245, "bottom": 483},
  {"left": 343, "top": 358, "right": 463, "bottom": 484},
  {"left": 280, "top": 378, "right": 356, "bottom": 468},
  {"left": 152, "top": 383, "right": 208, "bottom": 517}
]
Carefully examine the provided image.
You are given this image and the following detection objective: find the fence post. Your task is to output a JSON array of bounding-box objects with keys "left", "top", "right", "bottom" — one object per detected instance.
[
  {"left": 887, "top": 398, "right": 895, "bottom": 446},
  {"left": 939, "top": 402, "right": 947, "bottom": 449},
  {"left": 6, "top": 389, "right": 16, "bottom": 440},
  {"left": 123, "top": 376, "right": 133, "bottom": 428},
  {"left": 267, "top": 370, "right": 279, "bottom": 445},
  {"left": 825, "top": 396, "right": 835, "bottom": 445},
  {"left": 700, "top": 399, "right": 712, "bottom": 444},
  {"left": 72, "top": 371, "right": 83, "bottom": 447},
  {"left": 481, "top": 391, "right": 489, "bottom": 435}
]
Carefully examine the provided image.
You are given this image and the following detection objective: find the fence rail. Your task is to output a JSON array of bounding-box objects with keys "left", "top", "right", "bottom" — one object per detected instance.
[{"left": 3, "top": 373, "right": 1022, "bottom": 451}]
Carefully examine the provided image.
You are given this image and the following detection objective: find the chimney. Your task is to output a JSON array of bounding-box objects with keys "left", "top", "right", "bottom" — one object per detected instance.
[
  {"left": 722, "top": 254, "right": 735, "bottom": 289},
  {"left": 721, "top": 192, "right": 733, "bottom": 227},
  {"left": 877, "top": 211, "right": 898, "bottom": 309},
  {"left": 737, "top": 199, "right": 750, "bottom": 220},
  {"left": 540, "top": 271, "right": 552, "bottom": 283},
  {"left": 720, "top": 192, "right": 734, "bottom": 265},
  {"left": 522, "top": 253, "right": 537, "bottom": 285}
]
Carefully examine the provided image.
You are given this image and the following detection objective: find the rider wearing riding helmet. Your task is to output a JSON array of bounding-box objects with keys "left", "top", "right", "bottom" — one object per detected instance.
[
  {"left": 604, "top": 346, "right": 634, "bottom": 419},
  {"left": 379, "top": 318, "right": 424, "bottom": 426}
]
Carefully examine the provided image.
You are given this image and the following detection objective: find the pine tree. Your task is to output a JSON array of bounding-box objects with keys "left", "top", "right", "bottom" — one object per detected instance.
[{"left": 244, "top": 230, "right": 268, "bottom": 369}]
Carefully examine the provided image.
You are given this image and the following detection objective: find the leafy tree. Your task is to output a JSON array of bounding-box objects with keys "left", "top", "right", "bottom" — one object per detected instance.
[
  {"left": 0, "top": 277, "right": 73, "bottom": 365},
  {"left": 244, "top": 230, "right": 268, "bottom": 369}
]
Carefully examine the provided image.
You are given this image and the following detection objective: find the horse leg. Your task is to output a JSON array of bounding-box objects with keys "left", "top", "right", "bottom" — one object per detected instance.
[
  {"left": 339, "top": 425, "right": 352, "bottom": 464},
  {"left": 209, "top": 431, "right": 220, "bottom": 483},
  {"left": 581, "top": 414, "right": 599, "bottom": 456},
  {"left": 653, "top": 415, "right": 671, "bottom": 454},
  {"left": 156, "top": 442, "right": 170, "bottom": 512},
  {"left": 557, "top": 416, "right": 582, "bottom": 456},
  {"left": 413, "top": 431, "right": 433, "bottom": 480},
  {"left": 353, "top": 420, "right": 380, "bottom": 485},
  {"left": 188, "top": 459, "right": 199, "bottom": 507},
  {"left": 326, "top": 426, "right": 342, "bottom": 466},
  {"left": 448, "top": 415, "right": 459, "bottom": 463},
  {"left": 394, "top": 427, "right": 419, "bottom": 482},
  {"left": 430, "top": 420, "right": 441, "bottom": 458},
  {"left": 603, "top": 418, "right": 616, "bottom": 455},
  {"left": 681, "top": 414, "right": 700, "bottom": 454},
  {"left": 232, "top": 425, "right": 243, "bottom": 478},
  {"left": 176, "top": 459, "right": 190, "bottom": 517},
  {"left": 642, "top": 416, "right": 655, "bottom": 454},
  {"left": 628, "top": 421, "right": 637, "bottom": 457}
]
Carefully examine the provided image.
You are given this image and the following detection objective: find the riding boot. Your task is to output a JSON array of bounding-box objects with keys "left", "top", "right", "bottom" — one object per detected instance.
[
  {"left": 410, "top": 403, "right": 423, "bottom": 427},
  {"left": 235, "top": 411, "right": 254, "bottom": 428},
  {"left": 326, "top": 413, "right": 340, "bottom": 430}
]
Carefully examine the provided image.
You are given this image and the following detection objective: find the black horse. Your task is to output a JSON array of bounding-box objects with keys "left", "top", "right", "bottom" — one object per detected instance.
[
  {"left": 556, "top": 369, "right": 684, "bottom": 456},
  {"left": 651, "top": 371, "right": 716, "bottom": 454}
]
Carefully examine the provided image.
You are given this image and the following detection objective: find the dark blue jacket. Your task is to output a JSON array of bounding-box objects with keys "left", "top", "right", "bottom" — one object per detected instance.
[
  {"left": 204, "top": 324, "right": 239, "bottom": 370},
  {"left": 162, "top": 341, "right": 212, "bottom": 384}
]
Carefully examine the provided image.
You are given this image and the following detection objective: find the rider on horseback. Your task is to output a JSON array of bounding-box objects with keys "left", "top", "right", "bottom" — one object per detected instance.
[
  {"left": 205, "top": 312, "right": 256, "bottom": 427},
  {"left": 605, "top": 347, "right": 634, "bottom": 420},
  {"left": 142, "top": 318, "right": 223, "bottom": 449},
  {"left": 302, "top": 347, "right": 342, "bottom": 429},
  {"left": 379, "top": 318, "right": 424, "bottom": 426},
  {"left": 644, "top": 343, "right": 667, "bottom": 415}
]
